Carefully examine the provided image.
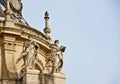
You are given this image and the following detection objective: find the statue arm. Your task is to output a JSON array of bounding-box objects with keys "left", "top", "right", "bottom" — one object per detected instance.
[{"left": 60, "top": 46, "right": 66, "bottom": 52}]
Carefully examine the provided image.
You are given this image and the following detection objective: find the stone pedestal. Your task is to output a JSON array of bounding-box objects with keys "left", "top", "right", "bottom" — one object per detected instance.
[
  {"left": 52, "top": 73, "right": 66, "bottom": 84},
  {"left": 23, "top": 69, "right": 66, "bottom": 84},
  {"left": 39, "top": 73, "right": 66, "bottom": 84},
  {"left": 23, "top": 69, "right": 40, "bottom": 84}
]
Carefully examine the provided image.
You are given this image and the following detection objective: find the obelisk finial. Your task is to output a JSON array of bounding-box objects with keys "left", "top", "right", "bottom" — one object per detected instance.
[{"left": 43, "top": 11, "right": 51, "bottom": 39}]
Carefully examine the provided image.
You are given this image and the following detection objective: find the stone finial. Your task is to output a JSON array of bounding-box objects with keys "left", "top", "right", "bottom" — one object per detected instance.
[
  {"left": 4, "top": 0, "right": 12, "bottom": 20},
  {"left": 43, "top": 11, "right": 51, "bottom": 38},
  {"left": 1, "top": 0, "right": 28, "bottom": 25}
]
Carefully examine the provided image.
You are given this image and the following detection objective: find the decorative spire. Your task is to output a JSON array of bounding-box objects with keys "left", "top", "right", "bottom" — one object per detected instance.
[{"left": 43, "top": 11, "right": 51, "bottom": 38}]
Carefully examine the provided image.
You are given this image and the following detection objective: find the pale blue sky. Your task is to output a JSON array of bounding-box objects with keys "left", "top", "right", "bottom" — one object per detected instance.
[{"left": 22, "top": 0, "right": 120, "bottom": 84}]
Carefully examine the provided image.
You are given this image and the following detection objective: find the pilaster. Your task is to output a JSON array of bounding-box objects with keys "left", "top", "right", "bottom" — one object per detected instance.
[{"left": 2, "top": 35, "right": 16, "bottom": 77}]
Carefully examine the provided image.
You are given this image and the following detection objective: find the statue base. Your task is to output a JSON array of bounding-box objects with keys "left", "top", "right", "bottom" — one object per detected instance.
[
  {"left": 22, "top": 69, "right": 66, "bottom": 84},
  {"left": 39, "top": 73, "right": 66, "bottom": 84},
  {"left": 23, "top": 69, "right": 40, "bottom": 84}
]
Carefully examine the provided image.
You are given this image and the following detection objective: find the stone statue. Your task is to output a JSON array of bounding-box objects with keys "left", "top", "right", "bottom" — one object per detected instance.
[
  {"left": 0, "top": 0, "right": 28, "bottom": 25},
  {"left": 50, "top": 40, "right": 66, "bottom": 73},
  {"left": 16, "top": 38, "right": 39, "bottom": 70}
]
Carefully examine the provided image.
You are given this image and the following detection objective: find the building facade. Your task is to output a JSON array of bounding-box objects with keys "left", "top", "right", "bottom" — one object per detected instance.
[{"left": 0, "top": 0, "right": 66, "bottom": 84}]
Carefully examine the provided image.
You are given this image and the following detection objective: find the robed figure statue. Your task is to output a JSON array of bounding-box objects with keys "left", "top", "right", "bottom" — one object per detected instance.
[{"left": 16, "top": 39, "right": 39, "bottom": 70}]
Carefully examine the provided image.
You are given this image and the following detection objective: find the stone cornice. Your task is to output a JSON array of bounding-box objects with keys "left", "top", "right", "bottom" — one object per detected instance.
[
  {"left": 14, "top": 22, "right": 47, "bottom": 40},
  {"left": 0, "top": 21, "right": 52, "bottom": 50}
]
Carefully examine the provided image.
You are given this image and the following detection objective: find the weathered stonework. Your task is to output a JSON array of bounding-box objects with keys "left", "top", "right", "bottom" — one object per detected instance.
[
  {"left": 23, "top": 70, "right": 66, "bottom": 84},
  {"left": 0, "top": 0, "right": 66, "bottom": 84}
]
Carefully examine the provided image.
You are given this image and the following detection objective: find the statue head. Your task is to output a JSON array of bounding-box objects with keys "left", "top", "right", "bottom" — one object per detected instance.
[{"left": 54, "top": 40, "right": 59, "bottom": 46}]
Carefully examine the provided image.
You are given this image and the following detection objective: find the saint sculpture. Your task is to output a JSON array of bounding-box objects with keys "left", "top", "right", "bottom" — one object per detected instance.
[
  {"left": 50, "top": 40, "right": 66, "bottom": 73},
  {"left": 16, "top": 38, "right": 39, "bottom": 70}
]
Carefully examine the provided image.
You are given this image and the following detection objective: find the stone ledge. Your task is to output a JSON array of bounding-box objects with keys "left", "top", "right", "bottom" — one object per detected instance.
[
  {"left": 39, "top": 73, "right": 66, "bottom": 79},
  {"left": 26, "top": 69, "right": 40, "bottom": 75}
]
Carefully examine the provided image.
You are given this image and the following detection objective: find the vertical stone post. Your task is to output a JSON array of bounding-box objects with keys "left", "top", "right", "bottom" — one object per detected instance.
[{"left": 0, "top": 35, "right": 17, "bottom": 84}]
